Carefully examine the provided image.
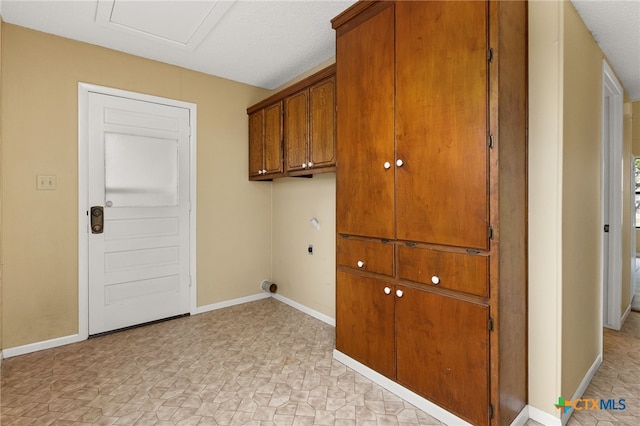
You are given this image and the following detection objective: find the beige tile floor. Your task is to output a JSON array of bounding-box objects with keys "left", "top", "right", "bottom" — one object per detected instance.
[
  {"left": 3, "top": 298, "right": 640, "bottom": 425},
  {"left": 1, "top": 299, "right": 445, "bottom": 425}
]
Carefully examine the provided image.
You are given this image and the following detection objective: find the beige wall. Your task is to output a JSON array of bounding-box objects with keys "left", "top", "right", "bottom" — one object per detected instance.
[
  {"left": 561, "top": 0, "right": 604, "bottom": 399},
  {"left": 1, "top": 24, "right": 272, "bottom": 349},
  {"left": 272, "top": 175, "right": 335, "bottom": 318},
  {"left": 528, "top": 0, "right": 564, "bottom": 417},
  {"left": 0, "top": 17, "right": 3, "bottom": 353}
]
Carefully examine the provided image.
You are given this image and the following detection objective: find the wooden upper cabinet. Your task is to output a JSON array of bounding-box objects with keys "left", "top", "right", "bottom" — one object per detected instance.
[
  {"left": 249, "top": 65, "right": 336, "bottom": 180},
  {"left": 285, "top": 75, "right": 336, "bottom": 175},
  {"left": 285, "top": 91, "right": 309, "bottom": 172},
  {"left": 248, "top": 110, "right": 265, "bottom": 179},
  {"left": 248, "top": 101, "right": 283, "bottom": 181},
  {"left": 309, "top": 76, "right": 336, "bottom": 169},
  {"left": 335, "top": 4, "right": 395, "bottom": 239},
  {"left": 395, "top": 1, "right": 489, "bottom": 250}
]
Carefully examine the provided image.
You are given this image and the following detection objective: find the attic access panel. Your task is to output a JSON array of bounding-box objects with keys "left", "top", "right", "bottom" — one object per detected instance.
[{"left": 96, "top": 0, "right": 235, "bottom": 50}]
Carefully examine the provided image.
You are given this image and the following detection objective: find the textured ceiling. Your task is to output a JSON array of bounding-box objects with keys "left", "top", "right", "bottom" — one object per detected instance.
[
  {"left": 0, "top": 1, "right": 638, "bottom": 99},
  {"left": 572, "top": 0, "right": 640, "bottom": 101}
]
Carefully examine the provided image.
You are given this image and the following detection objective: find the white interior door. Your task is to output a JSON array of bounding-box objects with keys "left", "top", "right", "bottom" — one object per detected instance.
[
  {"left": 88, "top": 92, "right": 191, "bottom": 335},
  {"left": 602, "top": 60, "right": 623, "bottom": 330}
]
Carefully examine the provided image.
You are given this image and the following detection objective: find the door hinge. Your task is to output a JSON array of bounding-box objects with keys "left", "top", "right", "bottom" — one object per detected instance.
[
  {"left": 405, "top": 241, "right": 417, "bottom": 247},
  {"left": 488, "top": 48, "right": 494, "bottom": 63},
  {"left": 489, "top": 225, "right": 494, "bottom": 240},
  {"left": 189, "top": 276, "right": 193, "bottom": 287},
  {"left": 604, "top": 224, "right": 610, "bottom": 233},
  {"left": 488, "top": 317, "right": 494, "bottom": 332},
  {"left": 489, "top": 404, "right": 494, "bottom": 419},
  {"left": 488, "top": 133, "right": 494, "bottom": 149}
]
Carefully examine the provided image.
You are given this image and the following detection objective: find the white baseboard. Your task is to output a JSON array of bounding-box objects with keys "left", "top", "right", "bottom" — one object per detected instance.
[
  {"left": 510, "top": 406, "right": 530, "bottom": 426},
  {"left": 194, "top": 292, "right": 271, "bottom": 315},
  {"left": 3, "top": 334, "right": 81, "bottom": 359},
  {"left": 272, "top": 293, "right": 335, "bottom": 326},
  {"left": 528, "top": 405, "right": 561, "bottom": 426},
  {"left": 558, "top": 353, "right": 603, "bottom": 425},
  {"left": 334, "top": 349, "right": 473, "bottom": 426},
  {"left": 622, "top": 303, "right": 632, "bottom": 324}
]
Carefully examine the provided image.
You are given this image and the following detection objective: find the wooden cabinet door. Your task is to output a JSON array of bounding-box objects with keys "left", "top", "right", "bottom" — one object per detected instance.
[
  {"left": 336, "top": 5, "right": 395, "bottom": 240},
  {"left": 285, "top": 90, "right": 309, "bottom": 172},
  {"left": 309, "top": 76, "right": 336, "bottom": 169},
  {"left": 248, "top": 110, "right": 264, "bottom": 178},
  {"left": 395, "top": 286, "right": 489, "bottom": 426},
  {"left": 264, "top": 102, "right": 283, "bottom": 176},
  {"left": 395, "top": 1, "right": 489, "bottom": 250},
  {"left": 336, "top": 271, "right": 395, "bottom": 379}
]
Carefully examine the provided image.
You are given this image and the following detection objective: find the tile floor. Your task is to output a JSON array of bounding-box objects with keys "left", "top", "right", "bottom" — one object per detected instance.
[
  {"left": 1, "top": 299, "right": 445, "bottom": 425},
  {"left": 2, "top": 298, "right": 640, "bottom": 425}
]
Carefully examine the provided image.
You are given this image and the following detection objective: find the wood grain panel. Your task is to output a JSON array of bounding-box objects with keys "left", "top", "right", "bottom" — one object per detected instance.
[
  {"left": 397, "top": 245, "right": 488, "bottom": 297},
  {"left": 337, "top": 237, "right": 394, "bottom": 277},
  {"left": 395, "top": 1, "right": 489, "bottom": 249},
  {"left": 336, "top": 5, "right": 395, "bottom": 239},
  {"left": 309, "top": 77, "right": 336, "bottom": 168},
  {"left": 285, "top": 91, "right": 309, "bottom": 171},
  {"left": 248, "top": 110, "right": 264, "bottom": 178},
  {"left": 336, "top": 271, "right": 396, "bottom": 379},
  {"left": 264, "top": 102, "right": 283, "bottom": 175},
  {"left": 396, "top": 287, "right": 489, "bottom": 426}
]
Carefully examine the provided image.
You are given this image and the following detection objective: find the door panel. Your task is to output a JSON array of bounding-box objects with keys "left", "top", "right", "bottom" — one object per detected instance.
[
  {"left": 264, "top": 102, "right": 283, "bottom": 175},
  {"left": 309, "top": 77, "right": 336, "bottom": 168},
  {"left": 336, "top": 5, "right": 395, "bottom": 239},
  {"left": 336, "top": 271, "right": 396, "bottom": 379},
  {"left": 285, "top": 91, "right": 309, "bottom": 171},
  {"left": 396, "top": 286, "right": 489, "bottom": 426},
  {"left": 395, "top": 1, "right": 489, "bottom": 250},
  {"left": 248, "top": 110, "right": 264, "bottom": 177},
  {"left": 88, "top": 93, "right": 190, "bottom": 335}
]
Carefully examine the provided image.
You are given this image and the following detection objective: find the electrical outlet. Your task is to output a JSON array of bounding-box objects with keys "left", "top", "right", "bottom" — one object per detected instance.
[{"left": 37, "top": 175, "right": 57, "bottom": 190}]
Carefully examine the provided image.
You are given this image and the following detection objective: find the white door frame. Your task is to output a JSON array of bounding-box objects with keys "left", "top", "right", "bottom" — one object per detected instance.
[
  {"left": 602, "top": 60, "right": 624, "bottom": 330},
  {"left": 78, "top": 83, "right": 197, "bottom": 341}
]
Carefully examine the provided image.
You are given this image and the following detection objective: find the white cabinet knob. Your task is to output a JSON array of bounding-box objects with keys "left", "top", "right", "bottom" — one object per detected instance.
[
  {"left": 258, "top": 170, "right": 263, "bottom": 175},
  {"left": 431, "top": 276, "right": 440, "bottom": 285},
  {"left": 308, "top": 162, "right": 313, "bottom": 167},
  {"left": 302, "top": 163, "right": 307, "bottom": 168},
  {"left": 263, "top": 169, "right": 267, "bottom": 174},
  {"left": 384, "top": 161, "right": 391, "bottom": 169},
  {"left": 396, "top": 159, "right": 404, "bottom": 167},
  {"left": 384, "top": 287, "right": 391, "bottom": 295},
  {"left": 396, "top": 289, "right": 404, "bottom": 298},
  {"left": 357, "top": 260, "right": 365, "bottom": 268}
]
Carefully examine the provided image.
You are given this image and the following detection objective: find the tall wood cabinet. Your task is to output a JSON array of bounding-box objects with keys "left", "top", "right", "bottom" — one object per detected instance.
[{"left": 332, "top": 2, "right": 527, "bottom": 426}]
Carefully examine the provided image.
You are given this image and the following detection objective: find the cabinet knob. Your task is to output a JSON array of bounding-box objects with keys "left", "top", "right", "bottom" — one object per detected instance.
[
  {"left": 258, "top": 170, "right": 263, "bottom": 175},
  {"left": 396, "top": 289, "right": 404, "bottom": 298},
  {"left": 263, "top": 169, "right": 267, "bottom": 174},
  {"left": 308, "top": 162, "right": 313, "bottom": 167},
  {"left": 384, "top": 161, "right": 391, "bottom": 169},
  {"left": 357, "top": 260, "right": 364, "bottom": 268},
  {"left": 431, "top": 275, "right": 440, "bottom": 285},
  {"left": 396, "top": 159, "right": 404, "bottom": 167},
  {"left": 302, "top": 163, "right": 307, "bottom": 168},
  {"left": 384, "top": 287, "right": 391, "bottom": 295}
]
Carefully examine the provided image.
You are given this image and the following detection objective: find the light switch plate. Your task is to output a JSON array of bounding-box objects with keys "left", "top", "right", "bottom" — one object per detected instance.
[{"left": 37, "top": 175, "right": 57, "bottom": 190}]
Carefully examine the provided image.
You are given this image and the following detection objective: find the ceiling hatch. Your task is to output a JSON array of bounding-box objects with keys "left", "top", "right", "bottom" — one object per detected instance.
[{"left": 95, "top": 0, "right": 236, "bottom": 50}]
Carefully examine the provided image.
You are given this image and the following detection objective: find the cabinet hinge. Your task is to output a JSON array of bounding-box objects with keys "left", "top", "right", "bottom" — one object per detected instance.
[
  {"left": 489, "top": 225, "right": 494, "bottom": 240},
  {"left": 340, "top": 234, "right": 350, "bottom": 239},
  {"left": 489, "top": 404, "right": 494, "bottom": 419},
  {"left": 488, "top": 317, "right": 494, "bottom": 332},
  {"left": 405, "top": 241, "right": 417, "bottom": 247},
  {"left": 488, "top": 133, "right": 494, "bottom": 149},
  {"left": 488, "top": 48, "right": 494, "bottom": 63},
  {"left": 466, "top": 249, "right": 481, "bottom": 255},
  {"left": 381, "top": 239, "right": 391, "bottom": 244}
]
